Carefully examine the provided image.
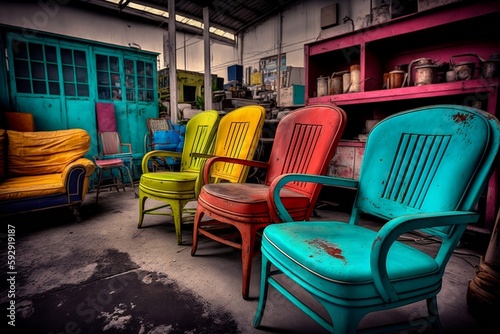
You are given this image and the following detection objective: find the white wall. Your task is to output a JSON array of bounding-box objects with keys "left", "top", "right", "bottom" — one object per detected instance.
[
  {"left": 0, "top": 2, "right": 165, "bottom": 65},
  {"left": 0, "top": 0, "right": 427, "bottom": 83}
]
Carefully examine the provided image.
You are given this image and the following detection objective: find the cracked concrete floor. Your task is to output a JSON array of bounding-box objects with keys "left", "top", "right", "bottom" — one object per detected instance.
[{"left": 1, "top": 187, "right": 498, "bottom": 333}]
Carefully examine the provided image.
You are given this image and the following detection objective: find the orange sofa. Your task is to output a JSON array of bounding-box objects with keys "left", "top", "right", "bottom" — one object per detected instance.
[{"left": 0, "top": 128, "right": 95, "bottom": 221}]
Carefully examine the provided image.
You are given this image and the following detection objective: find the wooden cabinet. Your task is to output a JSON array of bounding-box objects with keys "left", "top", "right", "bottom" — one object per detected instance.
[
  {"left": 4, "top": 31, "right": 158, "bottom": 182},
  {"left": 306, "top": 0, "right": 500, "bottom": 233}
]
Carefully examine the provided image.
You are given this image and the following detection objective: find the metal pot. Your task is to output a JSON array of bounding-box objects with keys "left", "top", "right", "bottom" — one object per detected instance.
[
  {"left": 408, "top": 58, "right": 439, "bottom": 86},
  {"left": 482, "top": 53, "right": 500, "bottom": 79},
  {"left": 450, "top": 53, "right": 481, "bottom": 80}
]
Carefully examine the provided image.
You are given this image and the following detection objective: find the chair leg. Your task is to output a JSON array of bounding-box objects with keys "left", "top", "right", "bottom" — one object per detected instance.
[
  {"left": 427, "top": 296, "right": 443, "bottom": 333},
  {"left": 122, "top": 165, "right": 136, "bottom": 197},
  {"left": 169, "top": 200, "right": 184, "bottom": 245},
  {"left": 253, "top": 253, "right": 272, "bottom": 328},
  {"left": 191, "top": 209, "right": 205, "bottom": 255},
  {"left": 95, "top": 168, "right": 103, "bottom": 203},
  {"left": 138, "top": 192, "right": 147, "bottom": 228},
  {"left": 240, "top": 225, "right": 257, "bottom": 300}
]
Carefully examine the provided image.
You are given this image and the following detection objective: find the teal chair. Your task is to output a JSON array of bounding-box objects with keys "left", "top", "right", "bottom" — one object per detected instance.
[{"left": 253, "top": 105, "right": 500, "bottom": 333}]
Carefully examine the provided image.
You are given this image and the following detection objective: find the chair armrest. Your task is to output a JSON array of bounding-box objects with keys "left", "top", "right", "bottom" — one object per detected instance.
[
  {"left": 268, "top": 173, "right": 359, "bottom": 221},
  {"left": 202, "top": 155, "right": 269, "bottom": 184},
  {"left": 141, "top": 150, "right": 182, "bottom": 173},
  {"left": 61, "top": 158, "right": 96, "bottom": 200},
  {"left": 370, "top": 211, "right": 480, "bottom": 303}
]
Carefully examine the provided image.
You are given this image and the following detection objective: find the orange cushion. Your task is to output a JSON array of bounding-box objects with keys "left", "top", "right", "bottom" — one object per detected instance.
[
  {"left": 0, "top": 174, "right": 64, "bottom": 201},
  {"left": 7, "top": 129, "right": 90, "bottom": 177}
]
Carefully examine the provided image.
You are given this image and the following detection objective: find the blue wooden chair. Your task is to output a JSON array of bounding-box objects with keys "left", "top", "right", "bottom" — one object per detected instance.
[{"left": 253, "top": 105, "right": 500, "bottom": 333}]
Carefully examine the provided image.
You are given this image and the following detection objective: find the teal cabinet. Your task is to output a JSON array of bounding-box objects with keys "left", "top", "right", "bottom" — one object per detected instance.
[{"left": 4, "top": 31, "right": 159, "bottom": 183}]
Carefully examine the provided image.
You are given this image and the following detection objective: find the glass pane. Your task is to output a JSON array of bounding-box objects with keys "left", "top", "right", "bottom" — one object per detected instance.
[
  {"left": 98, "top": 87, "right": 110, "bottom": 100},
  {"left": 146, "top": 91, "right": 154, "bottom": 102},
  {"left": 146, "top": 63, "right": 153, "bottom": 76},
  {"left": 137, "top": 61, "right": 144, "bottom": 75},
  {"left": 31, "top": 62, "right": 45, "bottom": 79},
  {"left": 63, "top": 65, "right": 74, "bottom": 81},
  {"left": 96, "top": 54, "right": 108, "bottom": 70},
  {"left": 49, "top": 82, "right": 60, "bottom": 95},
  {"left": 126, "top": 88, "right": 134, "bottom": 101},
  {"left": 29, "top": 43, "right": 44, "bottom": 61},
  {"left": 126, "top": 75, "right": 134, "bottom": 88},
  {"left": 46, "top": 45, "right": 57, "bottom": 62},
  {"left": 125, "top": 59, "right": 134, "bottom": 74},
  {"left": 97, "top": 71, "right": 109, "bottom": 84},
  {"left": 33, "top": 80, "right": 46, "bottom": 94},
  {"left": 16, "top": 79, "right": 31, "bottom": 93},
  {"left": 74, "top": 50, "right": 86, "bottom": 66},
  {"left": 77, "top": 84, "right": 89, "bottom": 97},
  {"left": 110, "top": 56, "right": 119, "bottom": 72},
  {"left": 47, "top": 64, "right": 59, "bottom": 80},
  {"left": 14, "top": 60, "right": 30, "bottom": 77},
  {"left": 138, "top": 77, "right": 144, "bottom": 88},
  {"left": 61, "top": 49, "right": 73, "bottom": 64},
  {"left": 147, "top": 77, "right": 153, "bottom": 89},
  {"left": 76, "top": 67, "right": 88, "bottom": 83},
  {"left": 112, "top": 88, "right": 121, "bottom": 100},
  {"left": 13, "top": 40, "right": 28, "bottom": 59},
  {"left": 64, "top": 83, "right": 75, "bottom": 96}
]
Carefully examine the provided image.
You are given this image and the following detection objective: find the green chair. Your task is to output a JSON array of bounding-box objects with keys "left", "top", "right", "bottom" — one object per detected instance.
[
  {"left": 253, "top": 105, "right": 500, "bottom": 333},
  {"left": 139, "top": 105, "right": 266, "bottom": 245},
  {"left": 138, "top": 110, "right": 220, "bottom": 245}
]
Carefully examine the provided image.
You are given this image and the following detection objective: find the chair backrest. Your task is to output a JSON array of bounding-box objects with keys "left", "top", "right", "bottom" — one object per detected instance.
[
  {"left": 146, "top": 117, "right": 178, "bottom": 151},
  {"left": 99, "top": 131, "right": 124, "bottom": 156},
  {"left": 179, "top": 110, "right": 220, "bottom": 173},
  {"left": 265, "top": 104, "right": 347, "bottom": 217},
  {"left": 210, "top": 105, "right": 266, "bottom": 183},
  {"left": 353, "top": 105, "right": 500, "bottom": 237},
  {"left": 96, "top": 102, "right": 117, "bottom": 132},
  {"left": 2, "top": 111, "right": 36, "bottom": 131}
]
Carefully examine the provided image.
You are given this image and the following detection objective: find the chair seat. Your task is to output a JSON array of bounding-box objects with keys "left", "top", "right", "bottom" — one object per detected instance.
[
  {"left": 95, "top": 158, "right": 124, "bottom": 167},
  {"left": 262, "top": 222, "right": 440, "bottom": 302},
  {"left": 140, "top": 171, "right": 199, "bottom": 197},
  {"left": 199, "top": 183, "right": 312, "bottom": 222}
]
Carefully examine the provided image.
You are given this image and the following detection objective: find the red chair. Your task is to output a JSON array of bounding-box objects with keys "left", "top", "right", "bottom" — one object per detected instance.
[{"left": 191, "top": 104, "right": 347, "bottom": 299}]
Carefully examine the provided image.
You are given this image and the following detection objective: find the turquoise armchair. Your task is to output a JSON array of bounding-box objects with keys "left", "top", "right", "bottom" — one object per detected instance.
[{"left": 253, "top": 105, "right": 500, "bottom": 333}]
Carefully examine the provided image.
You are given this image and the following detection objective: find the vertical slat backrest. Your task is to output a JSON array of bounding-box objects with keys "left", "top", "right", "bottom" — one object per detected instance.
[
  {"left": 210, "top": 105, "right": 266, "bottom": 183},
  {"left": 354, "top": 105, "right": 499, "bottom": 237},
  {"left": 180, "top": 110, "right": 220, "bottom": 173},
  {"left": 265, "top": 105, "right": 347, "bottom": 200},
  {"left": 99, "top": 131, "right": 122, "bottom": 155}
]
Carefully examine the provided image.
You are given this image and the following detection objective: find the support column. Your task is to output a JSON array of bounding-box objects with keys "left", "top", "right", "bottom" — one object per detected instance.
[
  {"left": 168, "top": 0, "right": 178, "bottom": 124},
  {"left": 203, "top": 6, "right": 212, "bottom": 110}
]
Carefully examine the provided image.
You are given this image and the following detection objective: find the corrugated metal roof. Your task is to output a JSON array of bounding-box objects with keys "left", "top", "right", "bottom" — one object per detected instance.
[{"left": 74, "top": 0, "right": 303, "bottom": 44}]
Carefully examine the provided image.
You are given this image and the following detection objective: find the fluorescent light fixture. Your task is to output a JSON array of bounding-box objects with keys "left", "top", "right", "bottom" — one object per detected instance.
[{"left": 103, "top": 0, "right": 234, "bottom": 40}]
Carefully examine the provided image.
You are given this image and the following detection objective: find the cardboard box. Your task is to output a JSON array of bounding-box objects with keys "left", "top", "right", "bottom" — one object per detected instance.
[{"left": 279, "top": 85, "right": 305, "bottom": 106}]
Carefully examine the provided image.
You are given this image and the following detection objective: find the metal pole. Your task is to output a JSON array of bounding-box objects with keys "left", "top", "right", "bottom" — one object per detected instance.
[
  {"left": 168, "top": 0, "right": 178, "bottom": 124},
  {"left": 203, "top": 7, "right": 212, "bottom": 110}
]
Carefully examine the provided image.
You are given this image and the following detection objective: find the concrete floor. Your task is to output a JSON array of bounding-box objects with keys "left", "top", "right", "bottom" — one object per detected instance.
[{"left": 1, "top": 186, "right": 498, "bottom": 334}]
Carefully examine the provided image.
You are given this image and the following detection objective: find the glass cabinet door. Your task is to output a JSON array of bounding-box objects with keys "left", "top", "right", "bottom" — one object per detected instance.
[
  {"left": 96, "top": 54, "right": 121, "bottom": 100},
  {"left": 12, "top": 40, "right": 60, "bottom": 95},
  {"left": 125, "top": 57, "right": 155, "bottom": 102},
  {"left": 61, "top": 48, "right": 89, "bottom": 97}
]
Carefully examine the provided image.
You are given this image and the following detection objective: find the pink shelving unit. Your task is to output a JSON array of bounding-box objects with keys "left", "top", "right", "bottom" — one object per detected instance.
[{"left": 305, "top": 0, "right": 500, "bottom": 233}]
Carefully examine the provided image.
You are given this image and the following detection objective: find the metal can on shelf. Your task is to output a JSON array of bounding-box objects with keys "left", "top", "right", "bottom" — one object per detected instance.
[{"left": 349, "top": 64, "right": 361, "bottom": 92}]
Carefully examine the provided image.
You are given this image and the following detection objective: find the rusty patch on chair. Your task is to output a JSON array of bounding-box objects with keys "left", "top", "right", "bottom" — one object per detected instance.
[
  {"left": 452, "top": 113, "right": 472, "bottom": 124},
  {"left": 308, "top": 238, "right": 346, "bottom": 262}
]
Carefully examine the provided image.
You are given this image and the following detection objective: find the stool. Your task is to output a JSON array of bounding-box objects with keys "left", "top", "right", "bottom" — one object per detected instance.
[{"left": 94, "top": 158, "right": 135, "bottom": 203}]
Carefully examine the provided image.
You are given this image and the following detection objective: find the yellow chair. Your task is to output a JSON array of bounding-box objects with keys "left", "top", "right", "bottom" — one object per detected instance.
[{"left": 138, "top": 106, "right": 265, "bottom": 245}]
